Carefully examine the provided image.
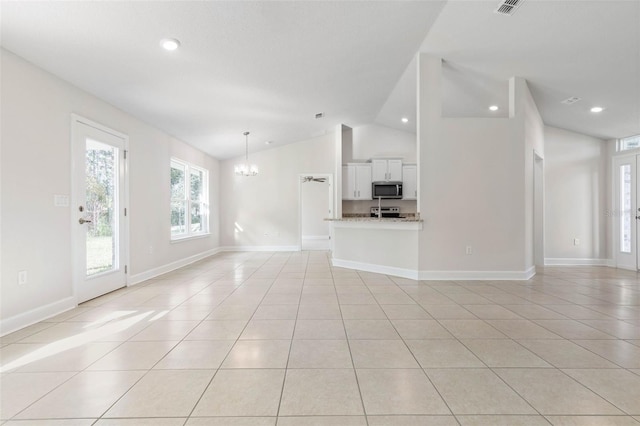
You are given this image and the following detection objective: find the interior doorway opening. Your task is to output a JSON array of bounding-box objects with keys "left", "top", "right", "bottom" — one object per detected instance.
[
  {"left": 534, "top": 151, "right": 544, "bottom": 267},
  {"left": 299, "top": 174, "right": 333, "bottom": 250}
]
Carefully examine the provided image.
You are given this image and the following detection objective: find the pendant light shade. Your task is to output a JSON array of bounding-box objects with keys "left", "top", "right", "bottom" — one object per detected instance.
[{"left": 234, "top": 131, "right": 258, "bottom": 176}]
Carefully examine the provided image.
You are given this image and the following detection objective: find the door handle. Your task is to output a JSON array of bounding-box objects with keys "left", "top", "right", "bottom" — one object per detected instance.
[{"left": 79, "top": 218, "right": 92, "bottom": 224}]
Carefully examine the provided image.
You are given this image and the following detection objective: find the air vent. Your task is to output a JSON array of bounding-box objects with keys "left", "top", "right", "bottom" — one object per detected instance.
[
  {"left": 494, "top": 0, "right": 523, "bottom": 16},
  {"left": 561, "top": 96, "right": 582, "bottom": 105}
]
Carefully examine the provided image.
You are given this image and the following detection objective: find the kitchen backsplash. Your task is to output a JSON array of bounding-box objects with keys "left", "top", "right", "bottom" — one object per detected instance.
[{"left": 342, "top": 199, "right": 418, "bottom": 215}]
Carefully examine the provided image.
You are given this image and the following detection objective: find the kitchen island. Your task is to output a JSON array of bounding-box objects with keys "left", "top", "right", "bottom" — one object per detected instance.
[{"left": 327, "top": 216, "right": 423, "bottom": 279}]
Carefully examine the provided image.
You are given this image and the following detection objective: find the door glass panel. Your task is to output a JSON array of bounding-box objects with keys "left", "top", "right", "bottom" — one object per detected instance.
[
  {"left": 620, "top": 164, "right": 632, "bottom": 253},
  {"left": 85, "top": 138, "right": 119, "bottom": 276},
  {"left": 171, "top": 162, "right": 186, "bottom": 236}
]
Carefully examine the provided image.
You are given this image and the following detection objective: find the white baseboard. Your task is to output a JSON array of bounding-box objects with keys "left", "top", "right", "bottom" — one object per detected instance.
[
  {"left": 128, "top": 247, "right": 223, "bottom": 285},
  {"left": 302, "top": 236, "right": 331, "bottom": 251},
  {"left": 419, "top": 266, "right": 536, "bottom": 280},
  {"left": 219, "top": 245, "right": 300, "bottom": 252},
  {"left": 544, "top": 258, "right": 610, "bottom": 266},
  {"left": 332, "top": 258, "right": 536, "bottom": 281},
  {"left": 332, "top": 258, "right": 420, "bottom": 280},
  {"left": 0, "top": 296, "right": 76, "bottom": 337}
]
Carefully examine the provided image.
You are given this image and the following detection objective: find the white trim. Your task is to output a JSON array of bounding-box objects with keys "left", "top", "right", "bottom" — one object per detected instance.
[
  {"left": 0, "top": 297, "right": 76, "bottom": 337},
  {"left": 419, "top": 266, "right": 536, "bottom": 281},
  {"left": 170, "top": 233, "right": 211, "bottom": 244},
  {"left": 332, "top": 258, "right": 420, "bottom": 280},
  {"left": 332, "top": 258, "right": 536, "bottom": 281},
  {"left": 616, "top": 264, "right": 637, "bottom": 271},
  {"left": 219, "top": 245, "right": 300, "bottom": 252},
  {"left": 71, "top": 114, "right": 128, "bottom": 139},
  {"left": 544, "top": 258, "right": 610, "bottom": 266},
  {"left": 128, "top": 247, "right": 222, "bottom": 285}
]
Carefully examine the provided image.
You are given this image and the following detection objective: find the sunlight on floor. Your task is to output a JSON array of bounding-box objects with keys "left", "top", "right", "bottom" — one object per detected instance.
[{"left": 0, "top": 310, "right": 158, "bottom": 373}]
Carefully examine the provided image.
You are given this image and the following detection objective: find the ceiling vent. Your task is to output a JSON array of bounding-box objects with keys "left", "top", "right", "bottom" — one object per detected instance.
[
  {"left": 561, "top": 96, "right": 582, "bottom": 105},
  {"left": 494, "top": 0, "right": 523, "bottom": 16}
]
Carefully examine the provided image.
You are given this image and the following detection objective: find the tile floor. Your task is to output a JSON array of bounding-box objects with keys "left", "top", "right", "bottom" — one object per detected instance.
[{"left": 1, "top": 251, "right": 640, "bottom": 425}]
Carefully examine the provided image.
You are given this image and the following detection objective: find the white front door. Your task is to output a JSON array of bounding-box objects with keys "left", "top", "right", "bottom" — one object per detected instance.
[
  {"left": 72, "top": 116, "right": 128, "bottom": 302},
  {"left": 614, "top": 155, "right": 637, "bottom": 270}
]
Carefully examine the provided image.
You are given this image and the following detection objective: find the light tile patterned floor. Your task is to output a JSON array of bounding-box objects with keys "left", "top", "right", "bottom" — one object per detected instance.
[{"left": 2, "top": 251, "right": 640, "bottom": 425}]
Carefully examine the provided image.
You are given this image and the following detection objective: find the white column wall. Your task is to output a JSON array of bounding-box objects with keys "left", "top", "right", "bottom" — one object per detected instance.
[{"left": 417, "top": 53, "right": 542, "bottom": 277}]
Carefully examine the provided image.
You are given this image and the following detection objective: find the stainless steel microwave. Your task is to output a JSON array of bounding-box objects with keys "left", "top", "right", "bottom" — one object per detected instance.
[{"left": 372, "top": 181, "right": 403, "bottom": 199}]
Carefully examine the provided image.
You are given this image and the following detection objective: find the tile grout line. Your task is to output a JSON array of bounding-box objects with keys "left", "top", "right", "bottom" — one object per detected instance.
[
  {"left": 274, "top": 251, "right": 307, "bottom": 421},
  {"left": 97, "top": 251, "right": 277, "bottom": 422},
  {"left": 336, "top": 268, "right": 371, "bottom": 426}
]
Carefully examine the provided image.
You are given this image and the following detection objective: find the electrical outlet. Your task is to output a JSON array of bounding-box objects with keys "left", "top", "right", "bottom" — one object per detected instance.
[
  {"left": 148, "top": 245, "right": 154, "bottom": 255},
  {"left": 466, "top": 246, "right": 473, "bottom": 255},
  {"left": 574, "top": 238, "right": 580, "bottom": 246},
  {"left": 18, "top": 270, "right": 27, "bottom": 286}
]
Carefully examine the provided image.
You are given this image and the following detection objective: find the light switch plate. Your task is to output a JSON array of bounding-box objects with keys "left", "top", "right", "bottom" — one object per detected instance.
[{"left": 54, "top": 195, "right": 70, "bottom": 207}]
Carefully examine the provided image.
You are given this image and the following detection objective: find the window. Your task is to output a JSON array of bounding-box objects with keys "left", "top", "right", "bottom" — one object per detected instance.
[
  {"left": 171, "top": 159, "right": 209, "bottom": 239},
  {"left": 620, "top": 135, "right": 640, "bottom": 151},
  {"left": 620, "top": 164, "right": 632, "bottom": 253}
]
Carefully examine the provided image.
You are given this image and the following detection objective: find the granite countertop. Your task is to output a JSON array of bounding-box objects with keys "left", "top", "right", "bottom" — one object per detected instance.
[{"left": 326, "top": 214, "right": 422, "bottom": 223}]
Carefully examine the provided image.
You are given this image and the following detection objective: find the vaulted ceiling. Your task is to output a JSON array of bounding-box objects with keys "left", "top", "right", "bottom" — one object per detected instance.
[{"left": 2, "top": 1, "right": 639, "bottom": 159}]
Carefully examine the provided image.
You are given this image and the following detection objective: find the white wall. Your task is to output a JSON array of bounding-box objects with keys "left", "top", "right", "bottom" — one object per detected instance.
[
  {"left": 417, "top": 54, "right": 539, "bottom": 277},
  {"left": 605, "top": 138, "right": 616, "bottom": 261},
  {"left": 544, "top": 126, "right": 607, "bottom": 262},
  {"left": 517, "top": 77, "right": 545, "bottom": 270},
  {"left": 352, "top": 124, "right": 417, "bottom": 163},
  {"left": 1, "top": 49, "right": 220, "bottom": 333},
  {"left": 220, "top": 132, "right": 335, "bottom": 248}
]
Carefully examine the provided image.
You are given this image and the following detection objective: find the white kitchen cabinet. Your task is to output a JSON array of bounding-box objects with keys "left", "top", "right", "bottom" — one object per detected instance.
[
  {"left": 402, "top": 164, "right": 417, "bottom": 200},
  {"left": 342, "top": 164, "right": 372, "bottom": 200},
  {"left": 372, "top": 158, "right": 403, "bottom": 182}
]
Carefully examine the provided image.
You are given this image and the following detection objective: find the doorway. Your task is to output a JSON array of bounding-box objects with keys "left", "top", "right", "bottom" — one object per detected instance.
[
  {"left": 72, "top": 115, "right": 129, "bottom": 303},
  {"left": 613, "top": 154, "right": 638, "bottom": 270},
  {"left": 299, "top": 174, "right": 333, "bottom": 250}
]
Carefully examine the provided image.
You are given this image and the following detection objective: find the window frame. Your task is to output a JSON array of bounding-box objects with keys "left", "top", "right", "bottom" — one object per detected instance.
[
  {"left": 170, "top": 158, "right": 209, "bottom": 241},
  {"left": 618, "top": 135, "right": 640, "bottom": 152}
]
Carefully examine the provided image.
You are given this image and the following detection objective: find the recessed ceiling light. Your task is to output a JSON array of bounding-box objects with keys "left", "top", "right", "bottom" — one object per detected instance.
[
  {"left": 160, "top": 38, "right": 181, "bottom": 51},
  {"left": 401, "top": 117, "right": 409, "bottom": 123},
  {"left": 489, "top": 105, "right": 499, "bottom": 111},
  {"left": 590, "top": 106, "right": 604, "bottom": 113}
]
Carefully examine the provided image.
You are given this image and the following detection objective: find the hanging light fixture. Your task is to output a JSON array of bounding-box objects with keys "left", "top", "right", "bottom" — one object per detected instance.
[{"left": 234, "top": 131, "right": 259, "bottom": 176}]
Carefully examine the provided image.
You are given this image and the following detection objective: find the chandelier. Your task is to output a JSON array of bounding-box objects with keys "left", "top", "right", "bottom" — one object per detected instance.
[{"left": 234, "top": 131, "right": 258, "bottom": 176}]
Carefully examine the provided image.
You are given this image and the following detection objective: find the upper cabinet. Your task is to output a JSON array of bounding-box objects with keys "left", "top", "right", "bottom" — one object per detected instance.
[
  {"left": 402, "top": 164, "right": 417, "bottom": 200},
  {"left": 342, "top": 164, "right": 372, "bottom": 200},
  {"left": 372, "top": 158, "right": 402, "bottom": 182}
]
